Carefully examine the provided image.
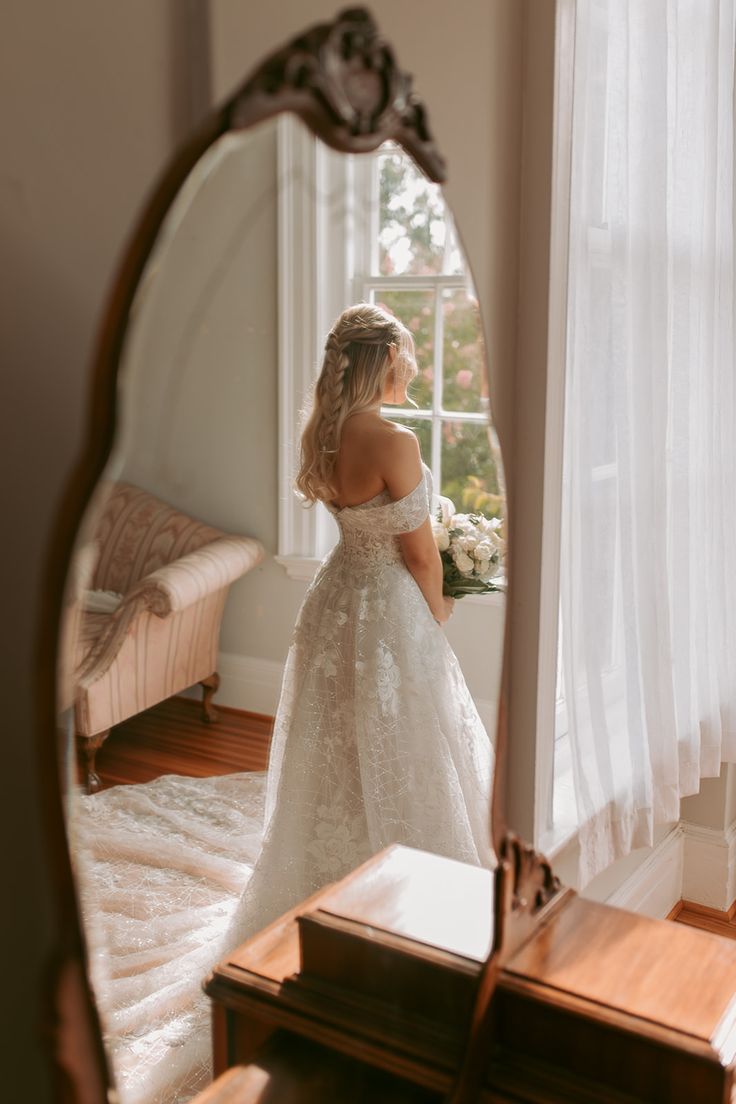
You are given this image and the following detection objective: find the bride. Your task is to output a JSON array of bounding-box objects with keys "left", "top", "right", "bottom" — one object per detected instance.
[
  {"left": 71, "top": 302, "right": 494, "bottom": 1103},
  {"left": 229, "top": 302, "right": 494, "bottom": 936}
]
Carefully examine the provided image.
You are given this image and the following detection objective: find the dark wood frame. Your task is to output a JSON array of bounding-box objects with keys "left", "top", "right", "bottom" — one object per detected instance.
[{"left": 37, "top": 7, "right": 564, "bottom": 1100}]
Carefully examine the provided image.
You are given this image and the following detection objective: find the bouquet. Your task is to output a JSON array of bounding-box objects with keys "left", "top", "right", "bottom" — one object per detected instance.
[{"left": 431, "top": 496, "right": 505, "bottom": 599}]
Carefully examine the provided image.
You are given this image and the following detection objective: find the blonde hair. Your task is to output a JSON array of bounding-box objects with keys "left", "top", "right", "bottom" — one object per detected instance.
[{"left": 296, "top": 303, "right": 416, "bottom": 504}]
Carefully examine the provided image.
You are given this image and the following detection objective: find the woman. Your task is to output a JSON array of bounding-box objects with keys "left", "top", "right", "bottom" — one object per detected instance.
[{"left": 226, "top": 302, "right": 494, "bottom": 940}]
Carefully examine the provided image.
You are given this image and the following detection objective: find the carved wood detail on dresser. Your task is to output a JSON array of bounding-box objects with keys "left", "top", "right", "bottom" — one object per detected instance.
[{"left": 201, "top": 845, "right": 736, "bottom": 1103}]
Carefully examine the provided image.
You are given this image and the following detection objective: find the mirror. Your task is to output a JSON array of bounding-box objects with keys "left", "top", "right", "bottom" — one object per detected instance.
[{"left": 56, "top": 15, "right": 507, "bottom": 1104}]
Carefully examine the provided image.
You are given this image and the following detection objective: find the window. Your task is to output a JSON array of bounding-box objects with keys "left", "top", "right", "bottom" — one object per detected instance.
[
  {"left": 540, "top": 0, "right": 736, "bottom": 882},
  {"left": 352, "top": 145, "right": 502, "bottom": 521},
  {"left": 276, "top": 116, "right": 502, "bottom": 580}
]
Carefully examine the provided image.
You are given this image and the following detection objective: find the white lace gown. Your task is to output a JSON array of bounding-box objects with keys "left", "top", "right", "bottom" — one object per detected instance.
[
  {"left": 228, "top": 463, "right": 494, "bottom": 936},
  {"left": 70, "top": 463, "right": 494, "bottom": 1103}
]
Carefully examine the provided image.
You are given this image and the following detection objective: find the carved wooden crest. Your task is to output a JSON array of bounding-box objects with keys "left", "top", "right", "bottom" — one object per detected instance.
[
  {"left": 229, "top": 7, "right": 447, "bottom": 182},
  {"left": 496, "top": 830, "right": 568, "bottom": 962},
  {"left": 502, "top": 830, "right": 562, "bottom": 915},
  {"left": 447, "top": 837, "right": 569, "bottom": 1104}
]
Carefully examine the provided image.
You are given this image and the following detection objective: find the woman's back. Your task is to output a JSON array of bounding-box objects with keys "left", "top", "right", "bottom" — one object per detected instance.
[{"left": 332, "top": 413, "right": 416, "bottom": 509}]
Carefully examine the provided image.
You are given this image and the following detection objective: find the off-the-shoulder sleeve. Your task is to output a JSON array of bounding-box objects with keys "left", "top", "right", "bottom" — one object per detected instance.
[{"left": 352, "top": 472, "right": 430, "bottom": 534}]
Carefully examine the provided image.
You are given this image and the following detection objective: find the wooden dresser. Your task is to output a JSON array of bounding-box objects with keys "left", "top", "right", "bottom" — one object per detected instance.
[{"left": 204, "top": 845, "right": 736, "bottom": 1102}]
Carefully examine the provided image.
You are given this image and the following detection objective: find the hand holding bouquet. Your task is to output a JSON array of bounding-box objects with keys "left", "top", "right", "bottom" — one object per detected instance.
[{"left": 431, "top": 496, "right": 505, "bottom": 599}]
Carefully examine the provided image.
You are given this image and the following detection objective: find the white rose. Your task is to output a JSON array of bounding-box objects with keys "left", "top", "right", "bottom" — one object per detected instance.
[
  {"left": 459, "top": 532, "right": 480, "bottom": 552},
  {"left": 475, "top": 539, "right": 495, "bottom": 561},
  {"left": 488, "top": 519, "right": 504, "bottom": 541},
  {"left": 453, "top": 549, "right": 475, "bottom": 576},
  {"left": 436, "top": 527, "right": 450, "bottom": 552},
  {"left": 433, "top": 494, "right": 456, "bottom": 525}
]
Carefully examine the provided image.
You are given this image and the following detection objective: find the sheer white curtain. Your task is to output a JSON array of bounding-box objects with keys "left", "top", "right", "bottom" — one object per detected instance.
[{"left": 559, "top": 0, "right": 736, "bottom": 884}]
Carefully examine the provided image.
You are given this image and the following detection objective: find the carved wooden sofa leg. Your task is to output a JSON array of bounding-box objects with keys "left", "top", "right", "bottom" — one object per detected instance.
[
  {"left": 201, "top": 672, "right": 221, "bottom": 723},
  {"left": 80, "top": 731, "right": 109, "bottom": 795}
]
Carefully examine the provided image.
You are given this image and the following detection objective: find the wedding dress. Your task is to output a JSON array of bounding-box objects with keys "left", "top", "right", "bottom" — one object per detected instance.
[{"left": 70, "top": 462, "right": 494, "bottom": 1103}]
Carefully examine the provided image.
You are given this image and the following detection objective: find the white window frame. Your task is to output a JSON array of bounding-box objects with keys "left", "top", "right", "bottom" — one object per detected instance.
[
  {"left": 275, "top": 115, "right": 347, "bottom": 579},
  {"left": 535, "top": 0, "right": 579, "bottom": 858}
]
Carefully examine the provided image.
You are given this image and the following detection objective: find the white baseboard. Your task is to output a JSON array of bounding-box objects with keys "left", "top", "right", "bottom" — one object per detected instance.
[
  {"left": 605, "top": 825, "right": 684, "bottom": 919},
  {"left": 604, "top": 820, "right": 736, "bottom": 919},
  {"left": 680, "top": 821, "right": 736, "bottom": 911},
  {"left": 215, "top": 652, "right": 286, "bottom": 716},
  {"left": 184, "top": 651, "right": 497, "bottom": 737}
]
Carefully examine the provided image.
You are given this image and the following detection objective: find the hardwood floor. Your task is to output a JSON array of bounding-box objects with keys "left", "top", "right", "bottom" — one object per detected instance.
[
  {"left": 83, "top": 696, "right": 273, "bottom": 790},
  {"left": 668, "top": 899, "right": 736, "bottom": 940}
]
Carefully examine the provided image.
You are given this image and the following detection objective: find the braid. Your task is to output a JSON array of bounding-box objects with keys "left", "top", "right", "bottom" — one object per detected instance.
[
  {"left": 317, "top": 331, "right": 350, "bottom": 454},
  {"left": 295, "top": 303, "right": 415, "bottom": 503}
]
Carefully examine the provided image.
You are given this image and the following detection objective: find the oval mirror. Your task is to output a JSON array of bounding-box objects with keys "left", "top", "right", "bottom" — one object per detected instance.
[{"left": 54, "top": 11, "right": 507, "bottom": 1102}]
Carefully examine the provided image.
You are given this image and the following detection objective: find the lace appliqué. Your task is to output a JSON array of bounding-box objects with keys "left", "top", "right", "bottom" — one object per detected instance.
[
  {"left": 327, "top": 467, "right": 432, "bottom": 570},
  {"left": 251, "top": 458, "right": 494, "bottom": 918}
]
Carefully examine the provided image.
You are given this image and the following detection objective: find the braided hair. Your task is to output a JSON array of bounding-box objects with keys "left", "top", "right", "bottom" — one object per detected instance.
[{"left": 296, "top": 303, "right": 416, "bottom": 503}]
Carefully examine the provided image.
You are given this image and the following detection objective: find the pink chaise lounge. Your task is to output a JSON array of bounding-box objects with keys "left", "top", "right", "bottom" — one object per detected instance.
[{"left": 74, "top": 483, "right": 265, "bottom": 792}]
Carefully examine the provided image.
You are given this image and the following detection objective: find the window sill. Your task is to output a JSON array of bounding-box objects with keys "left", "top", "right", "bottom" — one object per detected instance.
[
  {"left": 274, "top": 555, "right": 323, "bottom": 582},
  {"left": 540, "top": 819, "right": 580, "bottom": 863},
  {"left": 275, "top": 554, "right": 507, "bottom": 608}
]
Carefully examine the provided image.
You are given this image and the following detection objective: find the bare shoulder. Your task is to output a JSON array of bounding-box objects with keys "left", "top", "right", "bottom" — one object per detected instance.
[
  {"left": 338, "top": 414, "right": 422, "bottom": 500},
  {"left": 341, "top": 413, "right": 417, "bottom": 456},
  {"left": 380, "top": 420, "right": 421, "bottom": 460},
  {"left": 379, "top": 422, "right": 423, "bottom": 499}
]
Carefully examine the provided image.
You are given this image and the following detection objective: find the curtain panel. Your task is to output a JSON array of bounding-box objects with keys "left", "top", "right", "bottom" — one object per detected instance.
[{"left": 559, "top": 0, "right": 736, "bottom": 884}]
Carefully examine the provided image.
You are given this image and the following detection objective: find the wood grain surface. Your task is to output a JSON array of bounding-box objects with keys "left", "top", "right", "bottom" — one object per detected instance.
[
  {"left": 669, "top": 899, "right": 736, "bottom": 941},
  {"left": 79, "top": 695, "right": 272, "bottom": 789},
  {"left": 207, "top": 854, "right": 736, "bottom": 1103}
]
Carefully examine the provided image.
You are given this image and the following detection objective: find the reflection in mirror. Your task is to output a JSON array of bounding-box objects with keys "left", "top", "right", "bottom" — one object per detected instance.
[{"left": 61, "top": 116, "right": 506, "bottom": 1103}]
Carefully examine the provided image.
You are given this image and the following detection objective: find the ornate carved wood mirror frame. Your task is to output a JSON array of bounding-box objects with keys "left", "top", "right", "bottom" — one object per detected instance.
[{"left": 39, "top": 8, "right": 568, "bottom": 1099}]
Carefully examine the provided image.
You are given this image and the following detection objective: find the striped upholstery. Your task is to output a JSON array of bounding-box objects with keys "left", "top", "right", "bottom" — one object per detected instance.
[{"left": 74, "top": 483, "right": 265, "bottom": 739}]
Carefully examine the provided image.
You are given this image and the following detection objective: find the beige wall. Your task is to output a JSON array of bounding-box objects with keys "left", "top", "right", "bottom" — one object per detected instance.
[
  {"left": 680, "top": 764, "right": 736, "bottom": 833},
  {"left": 115, "top": 121, "right": 290, "bottom": 662}
]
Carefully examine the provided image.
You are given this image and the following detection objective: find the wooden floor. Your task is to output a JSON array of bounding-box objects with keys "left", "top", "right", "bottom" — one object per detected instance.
[
  {"left": 669, "top": 899, "right": 736, "bottom": 941},
  {"left": 84, "top": 696, "right": 273, "bottom": 790}
]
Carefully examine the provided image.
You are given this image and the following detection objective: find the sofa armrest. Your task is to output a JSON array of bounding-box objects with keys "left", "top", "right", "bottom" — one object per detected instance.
[{"left": 126, "top": 536, "right": 266, "bottom": 617}]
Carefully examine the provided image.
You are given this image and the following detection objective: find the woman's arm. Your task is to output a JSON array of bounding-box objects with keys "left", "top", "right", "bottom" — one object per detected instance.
[
  {"left": 400, "top": 518, "right": 453, "bottom": 623},
  {"left": 382, "top": 431, "right": 453, "bottom": 625}
]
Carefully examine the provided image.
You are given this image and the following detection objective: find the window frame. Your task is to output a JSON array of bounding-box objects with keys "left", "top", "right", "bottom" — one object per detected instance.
[
  {"left": 534, "top": 0, "right": 579, "bottom": 858},
  {"left": 275, "top": 114, "right": 347, "bottom": 578}
]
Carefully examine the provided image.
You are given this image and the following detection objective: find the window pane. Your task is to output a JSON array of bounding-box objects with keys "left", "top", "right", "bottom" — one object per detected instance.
[
  {"left": 441, "top": 289, "right": 488, "bottom": 413},
  {"left": 443, "top": 221, "right": 465, "bottom": 277},
  {"left": 377, "top": 151, "right": 449, "bottom": 276},
  {"left": 373, "top": 290, "right": 434, "bottom": 411},
  {"left": 440, "top": 419, "right": 502, "bottom": 519}
]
